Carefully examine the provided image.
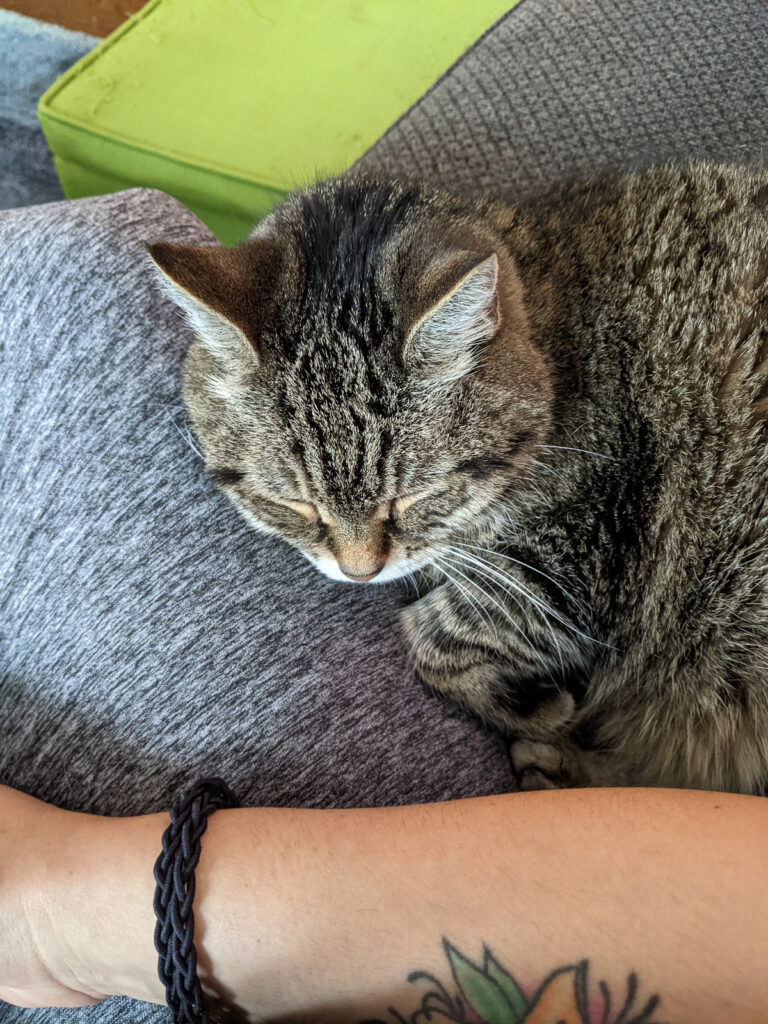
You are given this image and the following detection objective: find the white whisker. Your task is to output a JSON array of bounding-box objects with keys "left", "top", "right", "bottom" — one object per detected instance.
[
  {"left": 165, "top": 408, "right": 203, "bottom": 459},
  {"left": 432, "top": 555, "right": 499, "bottom": 643},
  {"left": 527, "top": 457, "right": 558, "bottom": 477},
  {"left": 537, "top": 443, "right": 614, "bottom": 461},
  {"left": 399, "top": 569, "right": 419, "bottom": 598},
  {"left": 446, "top": 543, "right": 612, "bottom": 650},
  {"left": 455, "top": 541, "right": 590, "bottom": 619},
  {"left": 444, "top": 545, "right": 571, "bottom": 674},
  {"left": 439, "top": 550, "right": 555, "bottom": 677}
]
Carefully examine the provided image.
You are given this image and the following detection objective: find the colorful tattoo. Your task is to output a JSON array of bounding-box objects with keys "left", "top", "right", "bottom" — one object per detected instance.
[{"left": 361, "top": 938, "right": 665, "bottom": 1024}]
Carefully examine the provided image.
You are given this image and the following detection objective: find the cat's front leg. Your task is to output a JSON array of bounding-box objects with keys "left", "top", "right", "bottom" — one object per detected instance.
[
  {"left": 400, "top": 580, "right": 586, "bottom": 768},
  {"left": 400, "top": 580, "right": 525, "bottom": 728}
]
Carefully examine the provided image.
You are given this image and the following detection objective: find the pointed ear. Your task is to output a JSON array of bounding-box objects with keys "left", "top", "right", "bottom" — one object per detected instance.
[
  {"left": 146, "top": 239, "right": 282, "bottom": 360},
  {"left": 403, "top": 252, "right": 500, "bottom": 386}
]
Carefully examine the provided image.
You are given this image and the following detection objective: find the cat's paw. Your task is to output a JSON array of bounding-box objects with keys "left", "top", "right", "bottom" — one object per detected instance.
[
  {"left": 517, "top": 767, "right": 562, "bottom": 792},
  {"left": 509, "top": 736, "right": 619, "bottom": 789},
  {"left": 508, "top": 738, "right": 580, "bottom": 790}
]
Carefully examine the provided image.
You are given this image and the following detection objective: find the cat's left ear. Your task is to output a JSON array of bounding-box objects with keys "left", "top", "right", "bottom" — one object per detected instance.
[
  {"left": 145, "top": 239, "right": 281, "bottom": 361},
  {"left": 404, "top": 251, "right": 500, "bottom": 385}
]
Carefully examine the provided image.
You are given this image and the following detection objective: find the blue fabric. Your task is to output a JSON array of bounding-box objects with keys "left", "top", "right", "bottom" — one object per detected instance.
[{"left": 0, "top": 10, "right": 96, "bottom": 209}]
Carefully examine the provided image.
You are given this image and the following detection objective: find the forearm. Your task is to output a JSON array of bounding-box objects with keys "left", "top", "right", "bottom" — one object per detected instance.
[{"left": 45, "top": 788, "right": 768, "bottom": 1023}]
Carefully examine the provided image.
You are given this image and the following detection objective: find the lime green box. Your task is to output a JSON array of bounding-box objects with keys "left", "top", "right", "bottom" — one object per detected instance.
[{"left": 38, "top": 0, "right": 513, "bottom": 244}]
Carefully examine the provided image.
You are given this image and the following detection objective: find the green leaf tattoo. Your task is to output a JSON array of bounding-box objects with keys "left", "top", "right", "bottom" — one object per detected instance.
[
  {"left": 446, "top": 939, "right": 523, "bottom": 1024},
  {"left": 481, "top": 946, "right": 527, "bottom": 1021},
  {"left": 360, "top": 939, "right": 665, "bottom": 1024}
]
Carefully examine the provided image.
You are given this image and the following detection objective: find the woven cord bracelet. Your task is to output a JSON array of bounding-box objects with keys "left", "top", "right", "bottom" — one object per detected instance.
[{"left": 153, "top": 777, "right": 241, "bottom": 1023}]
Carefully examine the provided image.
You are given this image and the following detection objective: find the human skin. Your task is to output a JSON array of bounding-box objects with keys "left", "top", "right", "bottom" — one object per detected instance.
[{"left": 1, "top": 783, "right": 767, "bottom": 1023}]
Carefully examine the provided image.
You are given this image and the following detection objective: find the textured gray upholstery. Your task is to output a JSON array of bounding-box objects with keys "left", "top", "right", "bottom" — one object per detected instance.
[
  {"left": 2, "top": 0, "right": 766, "bottom": 1020},
  {"left": 355, "top": 0, "right": 767, "bottom": 195}
]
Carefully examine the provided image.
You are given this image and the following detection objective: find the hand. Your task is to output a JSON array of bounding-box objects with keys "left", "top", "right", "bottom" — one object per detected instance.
[{"left": 0, "top": 784, "right": 109, "bottom": 1008}]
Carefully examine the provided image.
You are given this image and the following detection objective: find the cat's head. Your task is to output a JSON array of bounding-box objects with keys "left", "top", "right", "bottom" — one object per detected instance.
[{"left": 147, "top": 176, "right": 552, "bottom": 583}]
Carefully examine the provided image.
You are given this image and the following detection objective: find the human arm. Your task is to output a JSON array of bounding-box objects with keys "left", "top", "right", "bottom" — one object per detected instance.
[{"left": 2, "top": 783, "right": 767, "bottom": 1023}]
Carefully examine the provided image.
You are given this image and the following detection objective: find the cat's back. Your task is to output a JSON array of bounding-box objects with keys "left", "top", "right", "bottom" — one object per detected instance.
[
  {"left": 513, "top": 164, "right": 768, "bottom": 685},
  {"left": 520, "top": 162, "right": 767, "bottom": 345},
  {"left": 609, "top": 163, "right": 767, "bottom": 385},
  {"left": 520, "top": 162, "right": 768, "bottom": 466}
]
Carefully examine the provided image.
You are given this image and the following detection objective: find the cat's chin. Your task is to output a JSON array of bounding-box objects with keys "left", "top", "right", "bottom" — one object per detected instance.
[{"left": 309, "top": 553, "right": 428, "bottom": 585}]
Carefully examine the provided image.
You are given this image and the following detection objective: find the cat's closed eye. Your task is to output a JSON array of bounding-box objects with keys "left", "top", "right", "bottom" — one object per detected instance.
[
  {"left": 281, "top": 494, "right": 429, "bottom": 526},
  {"left": 281, "top": 499, "right": 319, "bottom": 521},
  {"left": 390, "top": 491, "right": 433, "bottom": 518}
]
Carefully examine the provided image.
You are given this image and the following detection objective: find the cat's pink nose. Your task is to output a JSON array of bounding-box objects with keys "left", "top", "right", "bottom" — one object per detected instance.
[
  {"left": 337, "top": 542, "right": 386, "bottom": 581},
  {"left": 341, "top": 567, "right": 382, "bottom": 582}
]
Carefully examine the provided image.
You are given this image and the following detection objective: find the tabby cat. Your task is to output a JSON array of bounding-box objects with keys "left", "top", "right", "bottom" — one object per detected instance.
[{"left": 148, "top": 163, "right": 768, "bottom": 794}]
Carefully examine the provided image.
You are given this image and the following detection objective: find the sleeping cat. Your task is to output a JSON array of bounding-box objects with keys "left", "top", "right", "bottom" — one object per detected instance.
[{"left": 148, "top": 163, "right": 768, "bottom": 794}]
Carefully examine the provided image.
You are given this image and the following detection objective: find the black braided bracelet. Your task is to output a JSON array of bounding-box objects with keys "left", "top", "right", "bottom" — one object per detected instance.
[{"left": 153, "top": 777, "right": 241, "bottom": 1023}]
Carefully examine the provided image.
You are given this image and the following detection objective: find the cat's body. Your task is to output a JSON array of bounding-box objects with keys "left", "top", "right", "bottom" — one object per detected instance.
[{"left": 149, "top": 162, "right": 768, "bottom": 794}]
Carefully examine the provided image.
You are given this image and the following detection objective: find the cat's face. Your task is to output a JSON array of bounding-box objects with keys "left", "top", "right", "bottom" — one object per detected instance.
[{"left": 148, "top": 177, "right": 552, "bottom": 584}]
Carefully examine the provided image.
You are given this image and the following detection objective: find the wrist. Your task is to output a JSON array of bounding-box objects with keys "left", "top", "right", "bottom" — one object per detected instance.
[{"left": 37, "top": 806, "right": 168, "bottom": 1006}]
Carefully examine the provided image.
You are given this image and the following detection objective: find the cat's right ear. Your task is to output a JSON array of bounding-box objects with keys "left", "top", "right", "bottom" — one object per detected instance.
[
  {"left": 145, "top": 239, "right": 282, "bottom": 361},
  {"left": 403, "top": 250, "right": 500, "bottom": 388}
]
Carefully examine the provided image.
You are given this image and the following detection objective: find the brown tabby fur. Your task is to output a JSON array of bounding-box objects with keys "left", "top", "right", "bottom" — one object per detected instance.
[{"left": 148, "top": 162, "right": 768, "bottom": 794}]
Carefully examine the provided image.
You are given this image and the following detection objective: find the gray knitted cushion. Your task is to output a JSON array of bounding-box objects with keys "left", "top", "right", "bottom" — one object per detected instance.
[{"left": 355, "top": 0, "right": 767, "bottom": 192}]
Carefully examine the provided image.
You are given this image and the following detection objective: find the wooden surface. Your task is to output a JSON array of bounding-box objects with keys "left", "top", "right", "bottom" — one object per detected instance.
[{"left": 0, "top": 0, "right": 145, "bottom": 36}]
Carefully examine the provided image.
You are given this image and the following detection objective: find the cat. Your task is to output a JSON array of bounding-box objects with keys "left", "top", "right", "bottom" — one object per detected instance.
[{"left": 147, "top": 162, "right": 768, "bottom": 794}]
